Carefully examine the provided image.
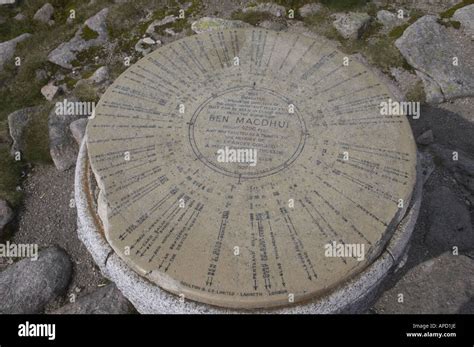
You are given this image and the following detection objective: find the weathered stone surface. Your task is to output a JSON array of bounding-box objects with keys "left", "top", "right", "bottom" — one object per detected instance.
[
  {"left": 52, "top": 284, "right": 134, "bottom": 314},
  {"left": 0, "top": 246, "right": 72, "bottom": 314},
  {"left": 0, "top": 33, "right": 31, "bottom": 71},
  {"left": 0, "top": 0, "right": 15, "bottom": 4},
  {"left": 69, "top": 118, "right": 88, "bottom": 145},
  {"left": 41, "top": 82, "right": 59, "bottom": 101},
  {"left": 88, "top": 66, "right": 109, "bottom": 84},
  {"left": 49, "top": 98, "right": 85, "bottom": 171},
  {"left": 374, "top": 253, "right": 474, "bottom": 313},
  {"left": 48, "top": 8, "right": 109, "bottom": 69},
  {"left": 7, "top": 106, "right": 42, "bottom": 157},
  {"left": 395, "top": 15, "right": 474, "bottom": 103},
  {"left": 332, "top": 12, "right": 371, "bottom": 40},
  {"left": 0, "top": 199, "right": 14, "bottom": 238},
  {"left": 242, "top": 2, "right": 286, "bottom": 17},
  {"left": 33, "top": 3, "right": 54, "bottom": 23},
  {"left": 298, "top": 3, "right": 322, "bottom": 18},
  {"left": 191, "top": 17, "right": 252, "bottom": 34},
  {"left": 425, "top": 186, "right": 474, "bottom": 253},
  {"left": 453, "top": 4, "right": 474, "bottom": 36}
]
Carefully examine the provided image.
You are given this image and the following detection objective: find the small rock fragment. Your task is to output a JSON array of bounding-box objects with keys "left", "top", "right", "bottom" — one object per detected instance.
[
  {"left": 33, "top": 3, "right": 54, "bottom": 23},
  {"left": 298, "top": 3, "right": 322, "bottom": 18},
  {"left": 69, "top": 118, "right": 88, "bottom": 145},
  {"left": 332, "top": 12, "right": 371, "bottom": 40},
  {"left": 416, "top": 129, "right": 434, "bottom": 145},
  {"left": 41, "top": 83, "right": 59, "bottom": 101}
]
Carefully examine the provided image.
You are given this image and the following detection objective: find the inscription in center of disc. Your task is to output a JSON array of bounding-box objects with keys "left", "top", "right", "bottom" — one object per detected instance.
[{"left": 189, "top": 86, "right": 306, "bottom": 178}]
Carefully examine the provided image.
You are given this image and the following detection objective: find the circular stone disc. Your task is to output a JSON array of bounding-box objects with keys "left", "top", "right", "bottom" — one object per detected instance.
[{"left": 86, "top": 29, "right": 417, "bottom": 309}]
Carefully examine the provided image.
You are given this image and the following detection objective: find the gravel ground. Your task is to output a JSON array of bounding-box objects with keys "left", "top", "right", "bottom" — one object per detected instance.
[{"left": 0, "top": 165, "right": 106, "bottom": 312}]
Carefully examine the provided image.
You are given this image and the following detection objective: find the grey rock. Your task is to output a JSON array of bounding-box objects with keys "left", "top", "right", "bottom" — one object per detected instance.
[
  {"left": 453, "top": 4, "right": 474, "bottom": 37},
  {"left": 374, "top": 253, "right": 474, "bottom": 313},
  {"left": 41, "top": 82, "right": 59, "bottom": 101},
  {"left": 69, "top": 118, "right": 88, "bottom": 145},
  {"left": 332, "top": 12, "right": 371, "bottom": 40},
  {"left": 259, "top": 20, "right": 287, "bottom": 31},
  {"left": 191, "top": 17, "right": 252, "bottom": 34},
  {"left": 0, "top": 246, "right": 72, "bottom": 314},
  {"left": 88, "top": 66, "right": 109, "bottom": 84},
  {"left": 0, "top": 0, "right": 15, "bottom": 4},
  {"left": 52, "top": 284, "right": 134, "bottom": 314},
  {"left": 33, "top": 3, "right": 54, "bottom": 23},
  {"left": 7, "top": 107, "right": 42, "bottom": 157},
  {"left": 243, "top": 2, "right": 286, "bottom": 17},
  {"left": 134, "top": 38, "right": 154, "bottom": 55},
  {"left": 298, "top": 3, "right": 322, "bottom": 18},
  {"left": 48, "top": 8, "right": 109, "bottom": 69},
  {"left": 0, "top": 199, "right": 14, "bottom": 238},
  {"left": 14, "top": 13, "right": 26, "bottom": 21},
  {"left": 84, "top": 8, "right": 108, "bottom": 37},
  {"left": 145, "top": 15, "right": 176, "bottom": 39},
  {"left": 376, "top": 10, "right": 408, "bottom": 30},
  {"left": 416, "top": 129, "right": 434, "bottom": 145},
  {"left": 415, "top": 70, "right": 444, "bottom": 103},
  {"left": 425, "top": 186, "right": 474, "bottom": 253},
  {"left": 49, "top": 98, "right": 86, "bottom": 171},
  {"left": 142, "top": 37, "right": 155, "bottom": 45},
  {"left": 390, "top": 67, "right": 423, "bottom": 99},
  {"left": 395, "top": 15, "right": 474, "bottom": 103},
  {"left": 0, "top": 33, "right": 31, "bottom": 71}
]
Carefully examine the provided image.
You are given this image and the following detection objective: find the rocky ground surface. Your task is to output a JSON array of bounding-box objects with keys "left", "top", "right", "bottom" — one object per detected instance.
[
  {"left": 372, "top": 99, "right": 474, "bottom": 314},
  {"left": 0, "top": 165, "right": 109, "bottom": 312},
  {"left": 0, "top": 0, "right": 473, "bottom": 314}
]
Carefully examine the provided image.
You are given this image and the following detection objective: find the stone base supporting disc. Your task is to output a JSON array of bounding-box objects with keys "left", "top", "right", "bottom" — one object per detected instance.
[
  {"left": 78, "top": 29, "right": 421, "bottom": 312},
  {"left": 75, "top": 139, "right": 422, "bottom": 313}
]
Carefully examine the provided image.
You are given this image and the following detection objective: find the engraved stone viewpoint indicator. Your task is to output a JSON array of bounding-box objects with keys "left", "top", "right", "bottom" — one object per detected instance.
[{"left": 85, "top": 29, "right": 417, "bottom": 309}]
